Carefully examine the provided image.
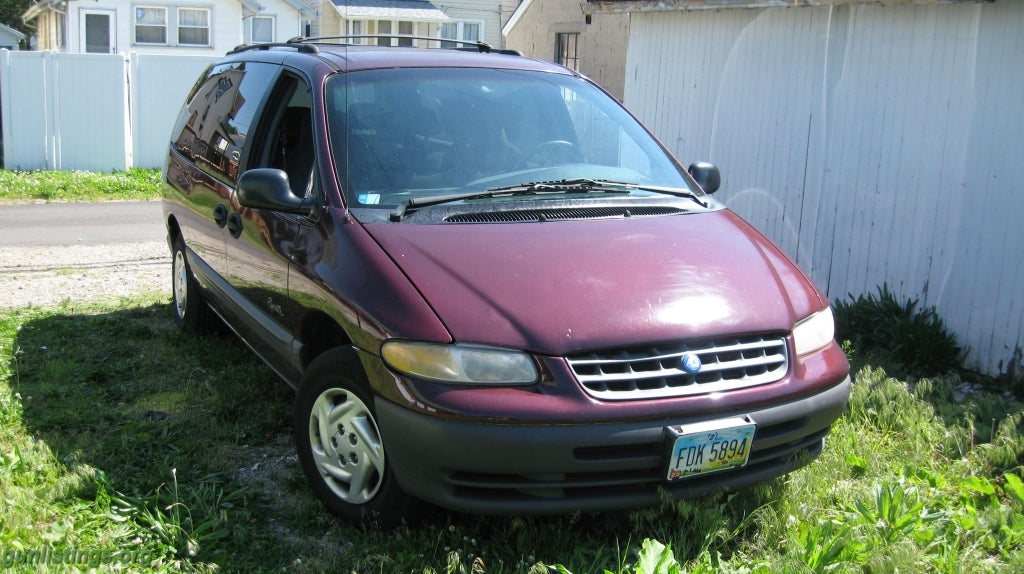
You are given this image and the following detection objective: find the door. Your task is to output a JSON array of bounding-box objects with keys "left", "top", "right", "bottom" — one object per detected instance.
[
  {"left": 165, "top": 61, "right": 281, "bottom": 323},
  {"left": 81, "top": 10, "right": 115, "bottom": 54},
  {"left": 226, "top": 72, "right": 318, "bottom": 381}
]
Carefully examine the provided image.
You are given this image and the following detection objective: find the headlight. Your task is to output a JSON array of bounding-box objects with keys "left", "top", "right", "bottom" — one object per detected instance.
[
  {"left": 381, "top": 342, "right": 538, "bottom": 385},
  {"left": 792, "top": 308, "right": 835, "bottom": 356}
]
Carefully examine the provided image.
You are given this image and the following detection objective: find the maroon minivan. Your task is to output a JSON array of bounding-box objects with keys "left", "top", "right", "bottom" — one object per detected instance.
[{"left": 162, "top": 38, "right": 850, "bottom": 525}]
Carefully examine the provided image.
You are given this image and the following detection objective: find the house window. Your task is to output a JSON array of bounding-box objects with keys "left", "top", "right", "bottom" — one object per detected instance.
[
  {"left": 348, "top": 19, "right": 420, "bottom": 46},
  {"left": 556, "top": 32, "right": 579, "bottom": 71},
  {"left": 376, "top": 21, "right": 391, "bottom": 46},
  {"left": 133, "top": 5, "right": 212, "bottom": 47},
  {"left": 134, "top": 6, "right": 168, "bottom": 45},
  {"left": 397, "top": 21, "right": 413, "bottom": 46},
  {"left": 371, "top": 20, "right": 416, "bottom": 46},
  {"left": 178, "top": 8, "right": 210, "bottom": 46},
  {"left": 251, "top": 16, "right": 275, "bottom": 44},
  {"left": 349, "top": 20, "right": 365, "bottom": 44},
  {"left": 439, "top": 21, "right": 480, "bottom": 48}
]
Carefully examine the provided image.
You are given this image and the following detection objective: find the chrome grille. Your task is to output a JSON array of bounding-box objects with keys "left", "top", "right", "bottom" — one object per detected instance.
[{"left": 566, "top": 335, "right": 789, "bottom": 400}]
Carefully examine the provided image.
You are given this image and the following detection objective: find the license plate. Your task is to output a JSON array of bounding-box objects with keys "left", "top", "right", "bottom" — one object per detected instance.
[{"left": 665, "top": 417, "right": 756, "bottom": 481}]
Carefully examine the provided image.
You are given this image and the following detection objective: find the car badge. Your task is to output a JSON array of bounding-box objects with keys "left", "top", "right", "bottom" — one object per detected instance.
[{"left": 680, "top": 353, "right": 702, "bottom": 374}]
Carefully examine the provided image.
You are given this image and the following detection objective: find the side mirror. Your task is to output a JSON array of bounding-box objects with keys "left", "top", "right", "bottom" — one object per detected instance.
[
  {"left": 237, "top": 168, "right": 308, "bottom": 214},
  {"left": 687, "top": 162, "right": 720, "bottom": 195}
]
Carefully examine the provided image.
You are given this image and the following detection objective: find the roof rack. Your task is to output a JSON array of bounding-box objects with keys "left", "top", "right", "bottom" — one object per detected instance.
[
  {"left": 284, "top": 35, "right": 522, "bottom": 56},
  {"left": 228, "top": 42, "right": 319, "bottom": 55}
]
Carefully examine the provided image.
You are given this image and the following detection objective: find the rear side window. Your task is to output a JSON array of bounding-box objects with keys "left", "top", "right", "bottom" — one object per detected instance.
[{"left": 170, "top": 61, "right": 279, "bottom": 184}]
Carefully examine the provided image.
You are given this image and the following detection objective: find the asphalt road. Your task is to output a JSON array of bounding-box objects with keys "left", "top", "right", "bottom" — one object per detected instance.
[{"left": 0, "top": 201, "right": 165, "bottom": 247}]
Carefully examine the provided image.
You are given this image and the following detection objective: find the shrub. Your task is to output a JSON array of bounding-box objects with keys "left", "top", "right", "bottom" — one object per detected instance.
[{"left": 833, "top": 284, "right": 963, "bottom": 378}]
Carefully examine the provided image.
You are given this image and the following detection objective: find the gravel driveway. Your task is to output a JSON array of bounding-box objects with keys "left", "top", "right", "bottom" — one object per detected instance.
[{"left": 0, "top": 241, "right": 170, "bottom": 309}]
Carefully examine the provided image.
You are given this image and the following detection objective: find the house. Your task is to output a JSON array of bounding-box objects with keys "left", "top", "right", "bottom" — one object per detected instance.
[
  {"left": 21, "top": 0, "right": 317, "bottom": 55},
  {"left": 579, "top": 0, "right": 1022, "bottom": 380},
  {"left": 305, "top": 0, "right": 513, "bottom": 50},
  {"left": 0, "top": 22, "right": 26, "bottom": 50},
  {"left": 502, "top": 0, "right": 628, "bottom": 100}
]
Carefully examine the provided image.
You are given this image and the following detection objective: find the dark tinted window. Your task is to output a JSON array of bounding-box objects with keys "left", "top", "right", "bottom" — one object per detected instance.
[{"left": 170, "top": 61, "right": 279, "bottom": 184}]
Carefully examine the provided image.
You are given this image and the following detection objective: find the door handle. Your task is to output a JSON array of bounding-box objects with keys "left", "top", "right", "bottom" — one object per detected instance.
[
  {"left": 213, "top": 204, "right": 228, "bottom": 227},
  {"left": 227, "top": 213, "right": 243, "bottom": 238}
]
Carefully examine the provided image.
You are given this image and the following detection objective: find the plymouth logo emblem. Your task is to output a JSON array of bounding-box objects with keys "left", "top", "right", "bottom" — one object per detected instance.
[{"left": 681, "top": 353, "right": 702, "bottom": 374}]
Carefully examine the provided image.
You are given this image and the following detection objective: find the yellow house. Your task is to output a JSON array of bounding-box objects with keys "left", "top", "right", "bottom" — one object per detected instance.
[{"left": 503, "top": 0, "right": 629, "bottom": 101}]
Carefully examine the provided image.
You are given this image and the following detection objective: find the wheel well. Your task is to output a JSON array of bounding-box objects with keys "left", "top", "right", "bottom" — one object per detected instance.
[
  {"left": 299, "top": 311, "right": 351, "bottom": 369},
  {"left": 166, "top": 215, "right": 182, "bottom": 248}
]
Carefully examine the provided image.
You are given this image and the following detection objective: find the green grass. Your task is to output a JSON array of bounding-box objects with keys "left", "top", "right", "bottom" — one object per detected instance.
[
  {"left": 0, "top": 169, "right": 162, "bottom": 203},
  {"left": 2, "top": 295, "right": 1024, "bottom": 572}
]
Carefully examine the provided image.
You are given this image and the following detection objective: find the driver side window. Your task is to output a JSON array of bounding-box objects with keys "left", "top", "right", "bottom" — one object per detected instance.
[{"left": 252, "top": 74, "right": 318, "bottom": 199}]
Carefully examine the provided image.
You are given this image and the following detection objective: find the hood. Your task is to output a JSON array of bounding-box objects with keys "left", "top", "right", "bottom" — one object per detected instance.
[{"left": 362, "top": 209, "right": 824, "bottom": 355}]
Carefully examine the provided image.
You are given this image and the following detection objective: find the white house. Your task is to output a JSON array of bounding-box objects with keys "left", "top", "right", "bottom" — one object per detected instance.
[
  {"left": 306, "top": 0, "right": 514, "bottom": 50},
  {"left": 22, "top": 0, "right": 317, "bottom": 55},
  {"left": 0, "top": 23, "right": 26, "bottom": 50}
]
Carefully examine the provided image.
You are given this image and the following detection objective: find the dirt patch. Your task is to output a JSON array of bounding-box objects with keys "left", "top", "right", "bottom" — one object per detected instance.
[{"left": 0, "top": 241, "right": 170, "bottom": 308}]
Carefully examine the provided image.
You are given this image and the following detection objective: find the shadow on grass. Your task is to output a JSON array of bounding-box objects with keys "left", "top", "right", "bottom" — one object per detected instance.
[{"left": 8, "top": 300, "right": 789, "bottom": 573}]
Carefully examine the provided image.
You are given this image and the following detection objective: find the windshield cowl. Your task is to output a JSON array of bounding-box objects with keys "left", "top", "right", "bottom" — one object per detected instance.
[
  {"left": 386, "top": 178, "right": 708, "bottom": 221},
  {"left": 350, "top": 194, "right": 718, "bottom": 225}
]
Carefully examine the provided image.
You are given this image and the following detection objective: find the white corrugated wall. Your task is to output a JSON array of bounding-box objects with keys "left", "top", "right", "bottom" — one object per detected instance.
[{"left": 625, "top": 3, "right": 1024, "bottom": 377}]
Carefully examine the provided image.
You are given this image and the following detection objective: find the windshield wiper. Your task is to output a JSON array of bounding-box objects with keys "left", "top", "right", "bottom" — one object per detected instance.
[
  {"left": 487, "top": 179, "right": 709, "bottom": 208},
  {"left": 388, "top": 180, "right": 630, "bottom": 221}
]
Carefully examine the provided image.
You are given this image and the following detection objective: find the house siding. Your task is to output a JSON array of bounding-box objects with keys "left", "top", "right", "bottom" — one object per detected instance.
[
  {"left": 436, "top": 0, "right": 503, "bottom": 48},
  {"left": 625, "top": 3, "right": 1024, "bottom": 377},
  {"left": 26, "top": 1, "right": 310, "bottom": 54},
  {"left": 504, "top": 0, "right": 628, "bottom": 100}
]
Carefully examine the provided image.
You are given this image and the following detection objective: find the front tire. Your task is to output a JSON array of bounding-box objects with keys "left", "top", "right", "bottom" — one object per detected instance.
[{"left": 294, "top": 348, "right": 412, "bottom": 527}]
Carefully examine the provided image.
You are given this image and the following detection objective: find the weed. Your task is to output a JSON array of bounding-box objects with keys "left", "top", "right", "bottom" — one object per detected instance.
[
  {"left": 849, "top": 481, "right": 946, "bottom": 547},
  {"left": 110, "top": 469, "right": 251, "bottom": 561},
  {"left": 834, "top": 283, "right": 963, "bottom": 378}
]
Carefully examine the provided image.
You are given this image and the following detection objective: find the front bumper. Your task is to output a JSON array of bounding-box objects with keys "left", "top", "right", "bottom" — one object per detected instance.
[{"left": 376, "top": 374, "right": 851, "bottom": 515}]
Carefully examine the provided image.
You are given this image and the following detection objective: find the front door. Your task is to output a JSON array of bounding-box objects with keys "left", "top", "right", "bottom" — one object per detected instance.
[
  {"left": 226, "top": 72, "right": 317, "bottom": 382},
  {"left": 81, "top": 10, "right": 115, "bottom": 53}
]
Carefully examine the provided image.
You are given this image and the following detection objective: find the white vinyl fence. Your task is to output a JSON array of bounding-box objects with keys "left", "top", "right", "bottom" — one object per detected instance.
[{"left": 0, "top": 50, "right": 215, "bottom": 171}]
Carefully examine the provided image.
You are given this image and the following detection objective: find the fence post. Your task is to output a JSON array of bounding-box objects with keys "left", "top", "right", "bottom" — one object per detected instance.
[
  {"left": 0, "top": 48, "right": 9, "bottom": 168},
  {"left": 46, "top": 50, "right": 58, "bottom": 170}
]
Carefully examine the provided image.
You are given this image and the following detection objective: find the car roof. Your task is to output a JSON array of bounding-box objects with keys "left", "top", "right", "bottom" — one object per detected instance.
[{"left": 224, "top": 42, "right": 576, "bottom": 76}]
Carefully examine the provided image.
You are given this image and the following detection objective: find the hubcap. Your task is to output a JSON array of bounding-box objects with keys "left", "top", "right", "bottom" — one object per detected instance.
[
  {"left": 308, "top": 388, "right": 385, "bottom": 504},
  {"left": 173, "top": 250, "right": 188, "bottom": 319}
]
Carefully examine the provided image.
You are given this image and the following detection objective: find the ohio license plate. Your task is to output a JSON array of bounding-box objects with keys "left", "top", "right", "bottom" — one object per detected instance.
[{"left": 665, "top": 417, "right": 756, "bottom": 481}]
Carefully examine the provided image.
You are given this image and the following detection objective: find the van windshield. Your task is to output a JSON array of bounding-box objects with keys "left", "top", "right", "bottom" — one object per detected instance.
[{"left": 325, "top": 67, "right": 696, "bottom": 208}]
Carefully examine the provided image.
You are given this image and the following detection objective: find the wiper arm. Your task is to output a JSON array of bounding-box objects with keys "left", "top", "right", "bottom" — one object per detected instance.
[
  {"left": 388, "top": 180, "right": 630, "bottom": 221},
  {"left": 487, "top": 178, "right": 709, "bottom": 208},
  {"left": 484, "top": 178, "right": 632, "bottom": 194},
  {"left": 389, "top": 189, "right": 529, "bottom": 222}
]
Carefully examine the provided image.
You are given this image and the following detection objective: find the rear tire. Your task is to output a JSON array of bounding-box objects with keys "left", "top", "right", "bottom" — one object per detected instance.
[
  {"left": 171, "top": 236, "right": 215, "bottom": 332},
  {"left": 294, "top": 348, "right": 412, "bottom": 527}
]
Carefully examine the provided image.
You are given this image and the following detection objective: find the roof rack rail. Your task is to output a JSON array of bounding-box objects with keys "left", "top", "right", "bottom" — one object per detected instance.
[
  {"left": 284, "top": 35, "right": 522, "bottom": 56},
  {"left": 228, "top": 41, "right": 319, "bottom": 55}
]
